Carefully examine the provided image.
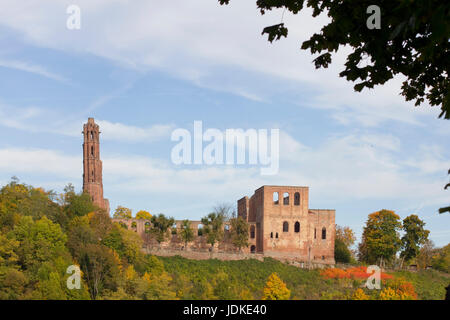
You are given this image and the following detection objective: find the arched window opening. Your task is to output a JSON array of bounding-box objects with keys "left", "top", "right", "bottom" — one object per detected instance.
[
  {"left": 198, "top": 224, "right": 203, "bottom": 236},
  {"left": 250, "top": 245, "right": 256, "bottom": 253},
  {"left": 283, "top": 192, "right": 289, "bottom": 205},
  {"left": 250, "top": 225, "right": 256, "bottom": 239},
  {"left": 294, "top": 222, "right": 300, "bottom": 233},
  {"left": 273, "top": 192, "right": 279, "bottom": 205},
  {"left": 91, "top": 146, "right": 94, "bottom": 156},
  {"left": 322, "top": 227, "right": 326, "bottom": 240},
  {"left": 275, "top": 232, "right": 279, "bottom": 239},
  {"left": 270, "top": 232, "right": 273, "bottom": 238},
  {"left": 283, "top": 221, "right": 289, "bottom": 232},
  {"left": 294, "top": 192, "right": 300, "bottom": 206},
  {"left": 90, "top": 131, "right": 94, "bottom": 140},
  {"left": 322, "top": 256, "right": 325, "bottom": 260},
  {"left": 224, "top": 224, "right": 230, "bottom": 231},
  {"left": 314, "top": 228, "right": 317, "bottom": 239}
]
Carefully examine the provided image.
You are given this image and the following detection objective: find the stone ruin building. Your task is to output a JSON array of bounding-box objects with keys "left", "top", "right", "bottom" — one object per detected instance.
[{"left": 83, "top": 118, "right": 335, "bottom": 264}]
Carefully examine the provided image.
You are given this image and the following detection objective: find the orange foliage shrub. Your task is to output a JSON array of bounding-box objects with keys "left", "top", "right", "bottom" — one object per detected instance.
[{"left": 321, "top": 266, "right": 393, "bottom": 280}]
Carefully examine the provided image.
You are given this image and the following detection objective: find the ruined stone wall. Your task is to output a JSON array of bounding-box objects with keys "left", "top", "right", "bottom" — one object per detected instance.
[{"left": 112, "top": 185, "right": 335, "bottom": 265}]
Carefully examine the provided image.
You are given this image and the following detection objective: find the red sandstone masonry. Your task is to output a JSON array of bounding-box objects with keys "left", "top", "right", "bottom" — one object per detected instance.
[
  {"left": 83, "top": 118, "right": 109, "bottom": 213},
  {"left": 84, "top": 118, "right": 335, "bottom": 264},
  {"left": 112, "top": 185, "right": 335, "bottom": 265}
]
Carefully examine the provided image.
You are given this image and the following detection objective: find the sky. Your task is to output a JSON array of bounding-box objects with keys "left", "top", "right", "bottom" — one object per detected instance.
[{"left": 0, "top": 1, "right": 449, "bottom": 247}]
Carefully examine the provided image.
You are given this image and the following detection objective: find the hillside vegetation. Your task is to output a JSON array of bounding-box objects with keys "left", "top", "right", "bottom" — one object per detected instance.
[{"left": 0, "top": 179, "right": 448, "bottom": 300}]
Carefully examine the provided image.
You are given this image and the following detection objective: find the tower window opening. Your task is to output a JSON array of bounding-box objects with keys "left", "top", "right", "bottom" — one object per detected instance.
[
  {"left": 273, "top": 192, "right": 279, "bottom": 205},
  {"left": 322, "top": 227, "right": 326, "bottom": 240},
  {"left": 294, "top": 221, "right": 300, "bottom": 233},
  {"left": 294, "top": 192, "right": 300, "bottom": 205},
  {"left": 283, "top": 192, "right": 289, "bottom": 205},
  {"left": 91, "top": 146, "right": 94, "bottom": 156}
]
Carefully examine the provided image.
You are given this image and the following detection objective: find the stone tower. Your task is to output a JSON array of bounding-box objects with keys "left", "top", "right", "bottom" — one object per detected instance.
[{"left": 82, "top": 118, "right": 109, "bottom": 213}]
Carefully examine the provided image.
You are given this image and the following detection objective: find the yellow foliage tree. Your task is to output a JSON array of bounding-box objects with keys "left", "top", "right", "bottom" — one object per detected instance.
[
  {"left": 113, "top": 206, "right": 132, "bottom": 219},
  {"left": 136, "top": 210, "right": 152, "bottom": 220},
  {"left": 351, "top": 288, "right": 370, "bottom": 300},
  {"left": 263, "top": 272, "right": 290, "bottom": 300}
]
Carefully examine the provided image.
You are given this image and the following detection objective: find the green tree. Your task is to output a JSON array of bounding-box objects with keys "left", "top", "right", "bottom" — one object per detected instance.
[
  {"left": 201, "top": 212, "right": 225, "bottom": 250},
  {"left": 335, "top": 238, "right": 352, "bottom": 263},
  {"left": 179, "top": 219, "right": 194, "bottom": 250},
  {"left": 62, "top": 184, "right": 97, "bottom": 219},
  {"left": 135, "top": 210, "right": 152, "bottom": 220},
  {"left": 102, "top": 223, "right": 144, "bottom": 265},
  {"left": 431, "top": 243, "right": 450, "bottom": 273},
  {"left": 230, "top": 217, "right": 249, "bottom": 252},
  {"left": 0, "top": 232, "right": 19, "bottom": 267},
  {"left": 217, "top": 0, "right": 450, "bottom": 119},
  {"left": 358, "top": 210, "right": 402, "bottom": 266},
  {"left": 150, "top": 214, "right": 175, "bottom": 245},
  {"left": 263, "top": 272, "right": 290, "bottom": 300},
  {"left": 400, "top": 215, "right": 430, "bottom": 263},
  {"left": 12, "top": 216, "right": 70, "bottom": 273},
  {"left": 78, "top": 244, "right": 120, "bottom": 300},
  {"left": 113, "top": 206, "right": 132, "bottom": 220}
]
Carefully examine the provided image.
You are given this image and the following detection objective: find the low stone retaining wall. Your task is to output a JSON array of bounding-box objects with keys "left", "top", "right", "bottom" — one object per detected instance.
[{"left": 142, "top": 247, "right": 332, "bottom": 269}]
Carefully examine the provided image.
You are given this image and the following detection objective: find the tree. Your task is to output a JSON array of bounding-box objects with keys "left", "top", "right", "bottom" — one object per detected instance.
[
  {"left": 400, "top": 215, "right": 430, "bottom": 263},
  {"left": 135, "top": 210, "right": 152, "bottom": 220},
  {"left": 78, "top": 244, "right": 120, "bottom": 300},
  {"left": 201, "top": 212, "right": 225, "bottom": 249},
  {"left": 113, "top": 206, "right": 132, "bottom": 220},
  {"left": 62, "top": 184, "right": 97, "bottom": 219},
  {"left": 432, "top": 243, "right": 450, "bottom": 273},
  {"left": 335, "top": 238, "right": 352, "bottom": 263},
  {"left": 336, "top": 225, "right": 356, "bottom": 248},
  {"left": 179, "top": 219, "right": 194, "bottom": 250},
  {"left": 218, "top": 0, "right": 450, "bottom": 119},
  {"left": 12, "top": 216, "right": 70, "bottom": 273},
  {"left": 212, "top": 203, "right": 235, "bottom": 221},
  {"left": 150, "top": 214, "right": 175, "bottom": 245},
  {"left": 230, "top": 217, "right": 249, "bottom": 252},
  {"left": 263, "top": 272, "right": 290, "bottom": 300},
  {"left": 358, "top": 210, "right": 402, "bottom": 265},
  {"left": 102, "top": 223, "right": 144, "bottom": 265},
  {"left": 416, "top": 239, "right": 435, "bottom": 269}
]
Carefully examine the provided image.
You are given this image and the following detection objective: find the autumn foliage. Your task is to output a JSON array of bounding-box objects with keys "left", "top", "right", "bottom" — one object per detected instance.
[{"left": 321, "top": 266, "right": 393, "bottom": 280}]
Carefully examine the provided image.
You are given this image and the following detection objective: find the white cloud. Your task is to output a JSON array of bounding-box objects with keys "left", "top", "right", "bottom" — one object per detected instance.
[
  {"left": 0, "top": 59, "right": 68, "bottom": 82},
  {"left": 1, "top": 129, "right": 446, "bottom": 207},
  {"left": 0, "top": 148, "right": 80, "bottom": 178},
  {"left": 0, "top": 102, "right": 174, "bottom": 143},
  {"left": 0, "top": 0, "right": 442, "bottom": 126},
  {"left": 97, "top": 120, "right": 175, "bottom": 143}
]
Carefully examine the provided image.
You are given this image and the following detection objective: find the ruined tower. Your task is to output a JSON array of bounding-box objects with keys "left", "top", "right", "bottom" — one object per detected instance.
[{"left": 83, "top": 118, "right": 109, "bottom": 213}]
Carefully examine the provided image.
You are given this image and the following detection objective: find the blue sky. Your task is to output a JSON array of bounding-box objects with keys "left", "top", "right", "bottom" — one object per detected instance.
[{"left": 0, "top": 1, "right": 449, "bottom": 247}]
